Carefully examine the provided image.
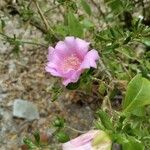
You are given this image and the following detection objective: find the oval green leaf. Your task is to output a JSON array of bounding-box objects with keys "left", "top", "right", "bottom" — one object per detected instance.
[{"left": 123, "top": 74, "right": 150, "bottom": 114}]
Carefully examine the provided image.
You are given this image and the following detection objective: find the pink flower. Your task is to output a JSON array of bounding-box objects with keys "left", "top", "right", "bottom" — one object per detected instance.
[
  {"left": 62, "top": 130, "right": 99, "bottom": 150},
  {"left": 62, "top": 130, "right": 112, "bottom": 150},
  {"left": 45, "top": 36, "right": 99, "bottom": 86}
]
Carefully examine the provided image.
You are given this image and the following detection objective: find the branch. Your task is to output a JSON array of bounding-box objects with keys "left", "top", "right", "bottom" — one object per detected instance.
[{"left": 33, "top": 0, "right": 50, "bottom": 32}]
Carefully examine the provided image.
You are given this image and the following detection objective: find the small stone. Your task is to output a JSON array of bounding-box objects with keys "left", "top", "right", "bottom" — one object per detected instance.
[{"left": 13, "top": 99, "right": 39, "bottom": 121}]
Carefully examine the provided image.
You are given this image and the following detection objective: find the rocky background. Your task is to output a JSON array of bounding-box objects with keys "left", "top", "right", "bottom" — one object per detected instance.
[{"left": 0, "top": 1, "right": 98, "bottom": 149}]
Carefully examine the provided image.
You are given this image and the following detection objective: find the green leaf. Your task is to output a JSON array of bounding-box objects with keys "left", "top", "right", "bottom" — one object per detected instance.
[
  {"left": 81, "top": 19, "right": 94, "bottom": 29},
  {"left": 99, "top": 82, "right": 106, "bottom": 95},
  {"left": 23, "top": 137, "right": 37, "bottom": 149},
  {"left": 113, "top": 134, "right": 144, "bottom": 150},
  {"left": 97, "top": 110, "right": 113, "bottom": 130},
  {"left": 33, "top": 130, "right": 40, "bottom": 145},
  {"left": 53, "top": 117, "right": 65, "bottom": 128},
  {"left": 67, "top": 12, "right": 83, "bottom": 37},
  {"left": 56, "top": 131, "right": 70, "bottom": 143},
  {"left": 80, "top": 0, "right": 91, "bottom": 16},
  {"left": 123, "top": 74, "right": 150, "bottom": 114},
  {"left": 0, "top": 19, "right": 5, "bottom": 32},
  {"left": 131, "top": 107, "right": 145, "bottom": 117},
  {"left": 141, "top": 37, "right": 150, "bottom": 47},
  {"left": 105, "top": 0, "right": 132, "bottom": 15},
  {"left": 55, "top": 25, "right": 68, "bottom": 37},
  {"left": 122, "top": 137, "right": 144, "bottom": 150}
]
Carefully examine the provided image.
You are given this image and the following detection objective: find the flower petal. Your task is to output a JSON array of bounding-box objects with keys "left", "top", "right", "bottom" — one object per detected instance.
[
  {"left": 45, "top": 66, "right": 61, "bottom": 77},
  {"left": 47, "top": 46, "right": 61, "bottom": 64},
  {"left": 64, "top": 36, "right": 76, "bottom": 50},
  {"left": 76, "top": 38, "right": 90, "bottom": 58},
  {"left": 47, "top": 47, "right": 55, "bottom": 60},
  {"left": 62, "top": 130, "right": 99, "bottom": 150},
  {"left": 45, "top": 62, "right": 62, "bottom": 77},
  {"left": 62, "top": 70, "right": 82, "bottom": 86},
  {"left": 80, "top": 49, "right": 99, "bottom": 69},
  {"left": 55, "top": 41, "right": 72, "bottom": 57}
]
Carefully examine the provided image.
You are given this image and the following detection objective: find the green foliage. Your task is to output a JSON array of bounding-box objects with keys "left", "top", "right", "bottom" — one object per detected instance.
[
  {"left": 55, "top": 131, "right": 70, "bottom": 143},
  {"left": 95, "top": 74, "right": 150, "bottom": 149},
  {"left": 104, "top": 0, "right": 133, "bottom": 16},
  {"left": 23, "top": 137, "right": 37, "bottom": 149},
  {"left": 122, "top": 136, "right": 144, "bottom": 150},
  {"left": 98, "top": 82, "right": 107, "bottom": 95},
  {"left": 80, "top": 0, "right": 91, "bottom": 16},
  {"left": 23, "top": 130, "right": 49, "bottom": 149},
  {"left": 20, "top": 6, "right": 33, "bottom": 21},
  {"left": 56, "top": 0, "right": 66, "bottom": 4},
  {"left": 123, "top": 75, "right": 150, "bottom": 114},
  {"left": 0, "top": 19, "right": 5, "bottom": 32},
  {"left": 67, "top": 12, "right": 83, "bottom": 37},
  {"left": 47, "top": 82, "right": 63, "bottom": 102},
  {"left": 53, "top": 117, "right": 65, "bottom": 128},
  {"left": 96, "top": 110, "right": 113, "bottom": 130},
  {"left": 33, "top": 131, "right": 40, "bottom": 146}
]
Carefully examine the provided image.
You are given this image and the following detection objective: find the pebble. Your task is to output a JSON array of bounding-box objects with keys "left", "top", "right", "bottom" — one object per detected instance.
[{"left": 13, "top": 99, "right": 39, "bottom": 121}]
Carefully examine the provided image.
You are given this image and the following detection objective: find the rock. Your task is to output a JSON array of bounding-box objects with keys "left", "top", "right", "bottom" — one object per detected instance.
[{"left": 13, "top": 99, "right": 39, "bottom": 121}]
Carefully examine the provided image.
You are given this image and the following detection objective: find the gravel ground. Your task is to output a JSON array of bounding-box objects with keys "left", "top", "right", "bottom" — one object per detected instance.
[{"left": 0, "top": 3, "right": 98, "bottom": 149}]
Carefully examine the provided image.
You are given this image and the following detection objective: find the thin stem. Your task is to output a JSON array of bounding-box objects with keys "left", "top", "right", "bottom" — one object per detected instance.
[
  {"left": 44, "top": 4, "right": 61, "bottom": 15},
  {"left": 98, "top": 59, "right": 113, "bottom": 81},
  {"left": 65, "top": 126, "right": 87, "bottom": 134},
  {"left": 33, "top": 0, "right": 50, "bottom": 32},
  {"left": 21, "top": 41, "right": 47, "bottom": 48},
  {"left": 90, "top": 76, "right": 113, "bottom": 90},
  {"left": 0, "top": 32, "right": 47, "bottom": 48},
  {"left": 140, "top": 0, "right": 146, "bottom": 18},
  {"left": 27, "top": 0, "right": 32, "bottom": 9},
  {"left": 33, "top": 0, "right": 60, "bottom": 41}
]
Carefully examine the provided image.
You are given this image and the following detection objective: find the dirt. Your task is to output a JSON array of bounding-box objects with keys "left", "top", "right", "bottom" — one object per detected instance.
[{"left": 0, "top": 5, "right": 97, "bottom": 150}]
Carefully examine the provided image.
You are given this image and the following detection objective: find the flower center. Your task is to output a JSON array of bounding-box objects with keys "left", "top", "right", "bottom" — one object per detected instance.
[{"left": 61, "top": 54, "right": 81, "bottom": 72}]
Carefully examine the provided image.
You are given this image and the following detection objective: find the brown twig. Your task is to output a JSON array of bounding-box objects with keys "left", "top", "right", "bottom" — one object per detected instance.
[
  {"left": 33, "top": 0, "right": 50, "bottom": 32},
  {"left": 98, "top": 59, "right": 113, "bottom": 81},
  {"left": 44, "top": 4, "right": 61, "bottom": 15}
]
